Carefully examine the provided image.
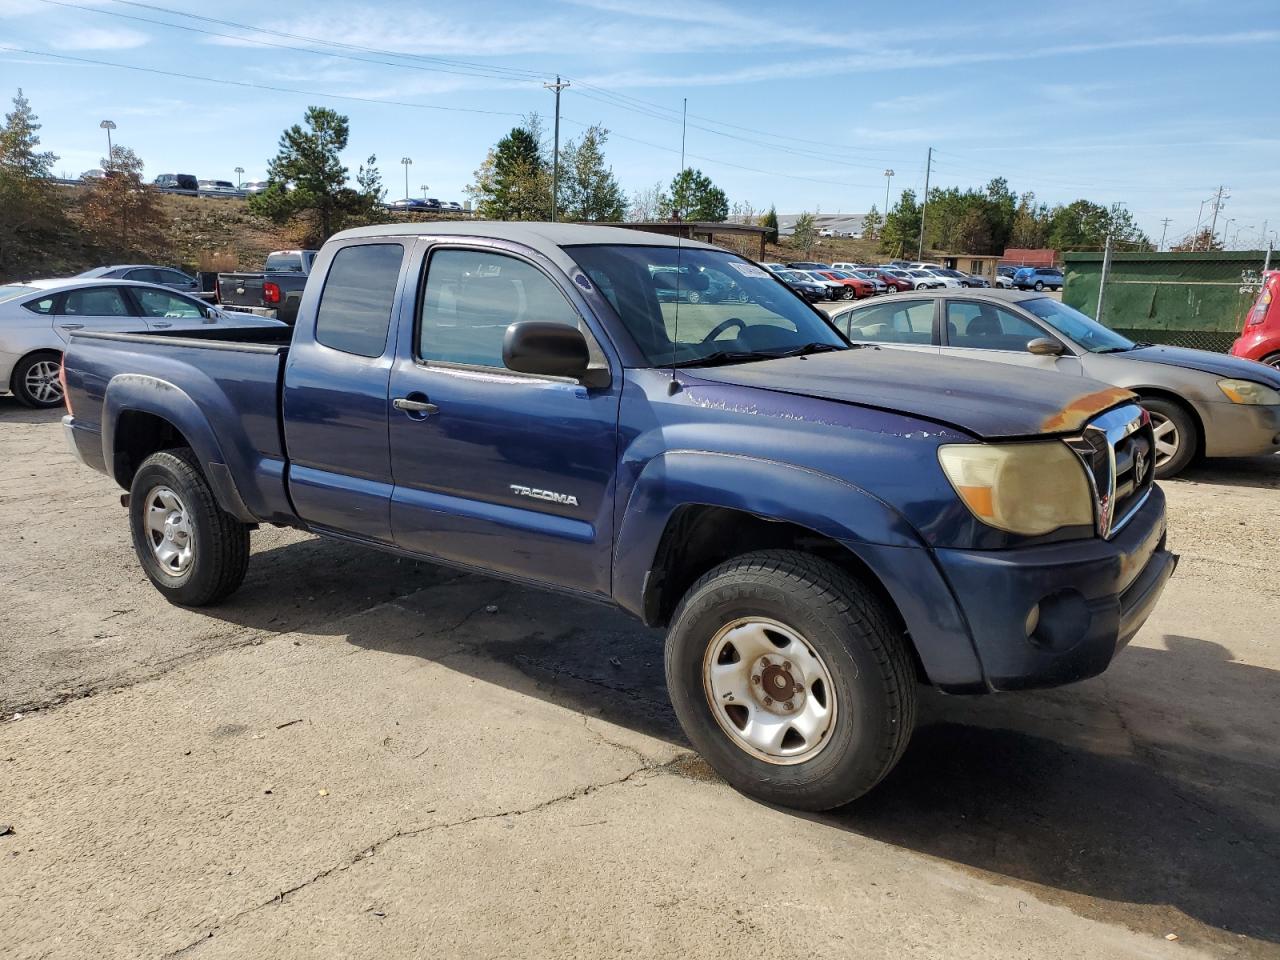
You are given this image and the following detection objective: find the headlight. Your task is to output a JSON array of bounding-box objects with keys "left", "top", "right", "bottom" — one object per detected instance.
[
  {"left": 938, "top": 441, "right": 1094, "bottom": 535},
  {"left": 1218, "top": 378, "right": 1280, "bottom": 405}
]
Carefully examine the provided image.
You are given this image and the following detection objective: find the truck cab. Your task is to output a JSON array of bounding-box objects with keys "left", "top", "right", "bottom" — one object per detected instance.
[{"left": 61, "top": 223, "right": 1176, "bottom": 811}]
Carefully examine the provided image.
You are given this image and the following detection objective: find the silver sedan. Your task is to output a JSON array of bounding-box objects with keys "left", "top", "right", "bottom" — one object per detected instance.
[
  {"left": 0, "top": 278, "right": 284, "bottom": 408},
  {"left": 833, "top": 289, "right": 1280, "bottom": 478}
]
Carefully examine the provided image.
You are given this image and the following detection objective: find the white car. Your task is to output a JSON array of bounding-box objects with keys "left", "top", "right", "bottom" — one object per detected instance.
[
  {"left": 198, "top": 179, "right": 241, "bottom": 197},
  {"left": 830, "top": 261, "right": 869, "bottom": 272},
  {"left": 911, "top": 268, "right": 963, "bottom": 289},
  {"left": 0, "top": 278, "right": 284, "bottom": 408}
]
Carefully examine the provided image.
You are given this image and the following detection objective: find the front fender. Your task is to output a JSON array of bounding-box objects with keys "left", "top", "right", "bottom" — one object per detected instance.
[
  {"left": 612, "top": 449, "right": 922, "bottom": 613},
  {"left": 102, "top": 374, "right": 254, "bottom": 522},
  {"left": 612, "top": 450, "right": 988, "bottom": 692}
]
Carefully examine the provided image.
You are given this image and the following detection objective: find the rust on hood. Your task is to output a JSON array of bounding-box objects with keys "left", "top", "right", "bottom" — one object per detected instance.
[{"left": 1040, "top": 386, "right": 1136, "bottom": 433}]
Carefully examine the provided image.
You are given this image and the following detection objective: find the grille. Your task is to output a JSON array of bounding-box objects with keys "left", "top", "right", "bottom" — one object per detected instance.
[{"left": 1065, "top": 404, "right": 1154, "bottom": 539}]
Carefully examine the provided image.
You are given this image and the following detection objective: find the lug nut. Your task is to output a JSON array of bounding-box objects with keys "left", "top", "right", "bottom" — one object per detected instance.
[
  {"left": 784, "top": 701, "right": 793, "bottom": 711},
  {"left": 751, "top": 675, "right": 761, "bottom": 685},
  {"left": 783, "top": 661, "right": 791, "bottom": 670},
  {"left": 764, "top": 696, "right": 773, "bottom": 705}
]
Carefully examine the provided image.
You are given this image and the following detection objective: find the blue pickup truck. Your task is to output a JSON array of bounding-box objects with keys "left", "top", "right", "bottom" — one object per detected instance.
[{"left": 60, "top": 223, "right": 1175, "bottom": 810}]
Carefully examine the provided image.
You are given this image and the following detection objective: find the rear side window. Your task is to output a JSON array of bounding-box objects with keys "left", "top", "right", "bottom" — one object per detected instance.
[
  {"left": 314, "top": 244, "right": 403, "bottom": 358},
  {"left": 844, "top": 299, "right": 934, "bottom": 344},
  {"left": 62, "top": 287, "right": 130, "bottom": 317},
  {"left": 23, "top": 296, "right": 56, "bottom": 315}
]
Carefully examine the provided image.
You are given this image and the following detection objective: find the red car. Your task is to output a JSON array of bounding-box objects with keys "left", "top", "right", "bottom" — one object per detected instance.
[
  {"left": 862, "top": 268, "right": 915, "bottom": 293},
  {"left": 1230, "top": 270, "right": 1280, "bottom": 369},
  {"left": 817, "top": 271, "right": 874, "bottom": 299}
]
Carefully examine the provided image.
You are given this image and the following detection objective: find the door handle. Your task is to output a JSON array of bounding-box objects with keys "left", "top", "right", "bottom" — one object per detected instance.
[
  {"left": 61, "top": 323, "right": 84, "bottom": 329},
  {"left": 393, "top": 397, "right": 439, "bottom": 414},
  {"left": 152, "top": 322, "right": 172, "bottom": 328}
]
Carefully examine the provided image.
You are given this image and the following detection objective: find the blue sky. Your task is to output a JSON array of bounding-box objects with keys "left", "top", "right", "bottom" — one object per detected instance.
[{"left": 1, "top": 0, "right": 1277, "bottom": 248}]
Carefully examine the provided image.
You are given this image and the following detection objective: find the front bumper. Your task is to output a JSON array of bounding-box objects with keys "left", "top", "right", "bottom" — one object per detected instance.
[
  {"left": 1197, "top": 400, "right": 1280, "bottom": 458},
  {"left": 932, "top": 485, "right": 1176, "bottom": 691}
]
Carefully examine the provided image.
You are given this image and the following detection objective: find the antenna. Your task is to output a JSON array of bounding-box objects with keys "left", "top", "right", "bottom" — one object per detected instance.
[{"left": 670, "top": 97, "right": 688, "bottom": 394}]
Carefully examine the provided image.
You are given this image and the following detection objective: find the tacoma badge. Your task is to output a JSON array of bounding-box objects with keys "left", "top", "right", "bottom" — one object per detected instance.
[{"left": 510, "top": 484, "right": 579, "bottom": 507}]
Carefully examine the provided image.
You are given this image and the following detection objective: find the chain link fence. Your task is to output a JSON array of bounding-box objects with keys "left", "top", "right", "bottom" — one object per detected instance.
[{"left": 1064, "top": 246, "right": 1272, "bottom": 353}]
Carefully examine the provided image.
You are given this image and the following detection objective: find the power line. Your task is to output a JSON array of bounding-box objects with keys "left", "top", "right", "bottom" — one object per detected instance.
[{"left": 0, "top": 46, "right": 528, "bottom": 117}]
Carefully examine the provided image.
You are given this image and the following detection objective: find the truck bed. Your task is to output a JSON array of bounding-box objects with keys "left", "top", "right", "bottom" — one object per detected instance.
[{"left": 63, "top": 326, "right": 296, "bottom": 524}]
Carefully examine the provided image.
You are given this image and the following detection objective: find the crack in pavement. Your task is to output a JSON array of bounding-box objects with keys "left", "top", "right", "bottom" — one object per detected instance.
[{"left": 162, "top": 758, "right": 683, "bottom": 958}]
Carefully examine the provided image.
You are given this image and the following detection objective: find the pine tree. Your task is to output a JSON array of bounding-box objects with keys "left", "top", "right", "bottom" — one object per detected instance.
[
  {"left": 0, "top": 88, "right": 71, "bottom": 278},
  {"left": 660, "top": 168, "right": 729, "bottom": 222},
  {"left": 468, "top": 123, "right": 550, "bottom": 220},
  {"left": 758, "top": 205, "right": 779, "bottom": 243}
]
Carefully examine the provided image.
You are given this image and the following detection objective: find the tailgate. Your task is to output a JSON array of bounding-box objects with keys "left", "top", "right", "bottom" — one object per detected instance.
[{"left": 217, "top": 274, "right": 267, "bottom": 306}]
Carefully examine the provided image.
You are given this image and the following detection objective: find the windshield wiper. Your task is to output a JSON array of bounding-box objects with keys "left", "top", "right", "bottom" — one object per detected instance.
[{"left": 670, "top": 342, "right": 847, "bottom": 368}]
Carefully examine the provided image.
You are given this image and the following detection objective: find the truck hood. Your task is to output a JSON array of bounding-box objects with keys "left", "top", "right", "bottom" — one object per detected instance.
[
  {"left": 1125, "top": 344, "right": 1280, "bottom": 387},
  {"left": 689, "top": 348, "right": 1134, "bottom": 439}
]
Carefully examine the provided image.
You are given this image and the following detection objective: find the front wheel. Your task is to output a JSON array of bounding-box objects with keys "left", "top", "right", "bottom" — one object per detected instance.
[
  {"left": 1034, "top": 280, "right": 1045, "bottom": 291},
  {"left": 129, "top": 448, "right": 250, "bottom": 606},
  {"left": 665, "top": 550, "right": 917, "bottom": 811},
  {"left": 841, "top": 288, "right": 856, "bottom": 300},
  {"left": 1142, "top": 398, "right": 1198, "bottom": 479},
  {"left": 1263, "top": 352, "right": 1280, "bottom": 369}
]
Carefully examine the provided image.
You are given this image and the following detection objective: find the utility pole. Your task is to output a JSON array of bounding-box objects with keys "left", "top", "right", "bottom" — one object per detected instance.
[
  {"left": 1096, "top": 234, "right": 1113, "bottom": 325},
  {"left": 883, "top": 168, "right": 894, "bottom": 218},
  {"left": 400, "top": 157, "right": 412, "bottom": 201},
  {"left": 99, "top": 119, "right": 116, "bottom": 161},
  {"left": 1207, "top": 185, "right": 1228, "bottom": 249},
  {"left": 1158, "top": 217, "right": 1171, "bottom": 252},
  {"left": 544, "top": 76, "right": 570, "bottom": 221},
  {"left": 917, "top": 147, "right": 933, "bottom": 261}
]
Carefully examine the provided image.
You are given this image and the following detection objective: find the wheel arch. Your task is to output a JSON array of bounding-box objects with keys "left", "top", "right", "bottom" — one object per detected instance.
[
  {"left": 103, "top": 375, "right": 255, "bottom": 521},
  {"left": 1128, "top": 386, "right": 1206, "bottom": 458},
  {"left": 613, "top": 452, "right": 988, "bottom": 691}
]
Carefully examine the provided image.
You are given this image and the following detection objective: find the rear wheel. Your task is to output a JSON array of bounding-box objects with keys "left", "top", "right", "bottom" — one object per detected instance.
[
  {"left": 1034, "top": 280, "right": 1045, "bottom": 291},
  {"left": 12, "top": 352, "right": 63, "bottom": 408},
  {"left": 1262, "top": 352, "right": 1280, "bottom": 370},
  {"left": 129, "top": 448, "right": 250, "bottom": 606},
  {"left": 1142, "top": 397, "right": 1198, "bottom": 479},
  {"left": 665, "top": 550, "right": 917, "bottom": 811}
]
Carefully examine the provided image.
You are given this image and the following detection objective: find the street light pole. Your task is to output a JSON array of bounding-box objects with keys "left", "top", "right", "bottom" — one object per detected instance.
[
  {"left": 99, "top": 119, "right": 116, "bottom": 162},
  {"left": 917, "top": 148, "right": 933, "bottom": 261},
  {"left": 883, "top": 169, "right": 894, "bottom": 219},
  {"left": 401, "top": 157, "right": 412, "bottom": 201},
  {"left": 234, "top": 166, "right": 244, "bottom": 189},
  {"left": 544, "top": 76, "right": 570, "bottom": 222}
]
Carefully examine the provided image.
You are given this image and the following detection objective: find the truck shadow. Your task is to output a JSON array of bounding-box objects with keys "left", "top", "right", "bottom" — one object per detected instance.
[
  {"left": 0, "top": 397, "right": 63, "bottom": 425},
  {"left": 206, "top": 538, "right": 1279, "bottom": 946},
  {"left": 1172, "top": 454, "right": 1280, "bottom": 490}
]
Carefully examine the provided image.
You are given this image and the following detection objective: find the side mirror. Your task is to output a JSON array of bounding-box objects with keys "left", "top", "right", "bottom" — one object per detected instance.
[
  {"left": 1026, "top": 337, "right": 1064, "bottom": 356},
  {"left": 503, "top": 321, "right": 592, "bottom": 381}
]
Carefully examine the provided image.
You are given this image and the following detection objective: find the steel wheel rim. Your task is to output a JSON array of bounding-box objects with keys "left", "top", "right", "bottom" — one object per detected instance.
[
  {"left": 702, "top": 617, "right": 838, "bottom": 765},
  {"left": 144, "top": 485, "right": 194, "bottom": 576},
  {"left": 1267, "top": 356, "right": 1280, "bottom": 369},
  {"left": 25, "top": 360, "right": 62, "bottom": 404},
  {"left": 1149, "top": 411, "right": 1180, "bottom": 467}
]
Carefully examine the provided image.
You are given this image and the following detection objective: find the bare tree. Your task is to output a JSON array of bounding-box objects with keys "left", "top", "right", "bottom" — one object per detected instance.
[{"left": 628, "top": 181, "right": 666, "bottom": 222}]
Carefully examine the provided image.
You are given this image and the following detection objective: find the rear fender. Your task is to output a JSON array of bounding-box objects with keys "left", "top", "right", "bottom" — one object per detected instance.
[{"left": 102, "top": 374, "right": 254, "bottom": 521}]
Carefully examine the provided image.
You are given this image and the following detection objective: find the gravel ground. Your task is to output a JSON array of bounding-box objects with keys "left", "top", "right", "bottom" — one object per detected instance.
[{"left": 1, "top": 398, "right": 1277, "bottom": 959}]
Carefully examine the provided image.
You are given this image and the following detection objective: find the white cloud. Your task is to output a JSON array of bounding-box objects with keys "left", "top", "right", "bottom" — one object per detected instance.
[{"left": 52, "top": 26, "right": 149, "bottom": 51}]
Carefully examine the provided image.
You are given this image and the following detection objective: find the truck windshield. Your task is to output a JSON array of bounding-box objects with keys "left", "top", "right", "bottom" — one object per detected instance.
[
  {"left": 567, "top": 245, "right": 846, "bottom": 366},
  {"left": 1022, "top": 297, "right": 1135, "bottom": 353}
]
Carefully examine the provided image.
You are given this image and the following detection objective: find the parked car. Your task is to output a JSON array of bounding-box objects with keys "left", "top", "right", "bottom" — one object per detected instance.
[
  {"left": 60, "top": 221, "right": 1174, "bottom": 811},
  {"left": 864, "top": 268, "right": 916, "bottom": 293},
  {"left": 761, "top": 262, "right": 788, "bottom": 273},
  {"left": 800, "top": 271, "right": 845, "bottom": 299},
  {"left": 1230, "top": 270, "right": 1280, "bottom": 368},
  {"left": 198, "top": 179, "right": 240, "bottom": 197},
  {"left": 774, "top": 269, "right": 833, "bottom": 302},
  {"left": 833, "top": 289, "right": 1280, "bottom": 477},
  {"left": 652, "top": 266, "right": 748, "bottom": 304},
  {"left": 153, "top": 173, "right": 199, "bottom": 195},
  {"left": 0, "top": 278, "right": 282, "bottom": 408},
  {"left": 994, "top": 266, "right": 1020, "bottom": 289},
  {"left": 907, "top": 269, "right": 952, "bottom": 290},
  {"left": 441, "top": 201, "right": 464, "bottom": 212},
  {"left": 1014, "top": 266, "right": 1064, "bottom": 291},
  {"left": 830, "top": 262, "right": 871, "bottom": 272},
  {"left": 241, "top": 180, "right": 269, "bottom": 195},
  {"left": 77, "top": 265, "right": 200, "bottom": 293},
  {"left": 787, "top": 261, "right": 832, "bottom": 271},
  {"left": 817, "top": 271, "right": 876, "bottom": 299},
  {"left": 216, "top": 249, "right": 318, "bottom": 325}
]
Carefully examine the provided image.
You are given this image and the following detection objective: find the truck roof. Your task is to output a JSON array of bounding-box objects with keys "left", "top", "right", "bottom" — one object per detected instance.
[{"left": 330, "top": 221, "right": 725, "bottom": 258}]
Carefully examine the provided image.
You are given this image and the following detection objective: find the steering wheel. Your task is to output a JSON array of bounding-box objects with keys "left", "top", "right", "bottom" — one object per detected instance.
[{"left": 701, "top": 317, "right": 746, "bottom": 343}]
